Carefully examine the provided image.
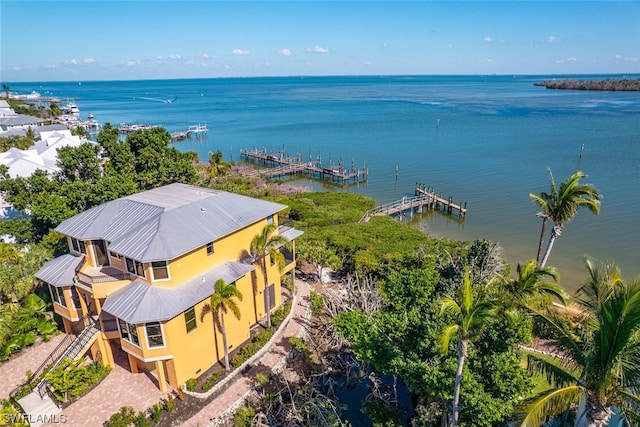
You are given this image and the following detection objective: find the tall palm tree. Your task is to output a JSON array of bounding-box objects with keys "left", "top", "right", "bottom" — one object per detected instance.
[
  {"left": 202, "top": 278, "right": 243, "bottom": 371},
  {"left": 250, "top": 223, "right": 288, "bottom": 328},
  {"left": 530, "top": 169, "right": 601, "bottom": 268},
  {"left": 439, "top": 269, "right": 497, "bottom": 427},
  {"left": 2, "top": 84, "right": 9, "bottom": 98},
  {"left": 519, "top": 259, "right": 640, "bottom": 427},
  {"left": 502, "top": 259, "right": 567, "bottom": 309}
]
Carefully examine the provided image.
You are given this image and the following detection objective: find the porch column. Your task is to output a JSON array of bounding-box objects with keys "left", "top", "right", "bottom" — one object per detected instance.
[
  {"left": 127, "top": 353, "right": 139, "bottom": 374},
  {"left": 155, "top": 360, "right": 167, "bottom": 392}
]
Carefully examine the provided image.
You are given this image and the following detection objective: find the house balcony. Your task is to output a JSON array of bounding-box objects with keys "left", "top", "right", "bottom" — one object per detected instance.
[{"left": 76, "top": 266, "right": 133, "bottom": 298}]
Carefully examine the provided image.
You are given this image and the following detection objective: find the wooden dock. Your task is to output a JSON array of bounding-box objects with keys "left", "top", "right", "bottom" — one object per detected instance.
[
  {"left": 362, "top": 183, "right": 467, "bottom": 222},
  {"left": 240, "top": 147, "right": 368, "bottom": 184},
  {"left": 171, "top": 124, "right": 208, "bottom": 142}
]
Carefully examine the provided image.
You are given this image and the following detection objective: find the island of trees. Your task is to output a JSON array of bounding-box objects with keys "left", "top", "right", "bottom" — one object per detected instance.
[{"left": 534, "top": 77, "right": 640, "bottom": 91}]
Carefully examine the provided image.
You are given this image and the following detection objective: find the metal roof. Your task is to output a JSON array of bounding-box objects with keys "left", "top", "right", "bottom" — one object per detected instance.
[
  {"left": 55, "top": 183, "right": 288, "bottom": 262},
  {"left": 35, "top": 253, "right": 84, "bottom": 287},
  {"left": 101, "top": 261, "right": 255, "bottom": 324},
  {"left": 279, "top": 226, "right": 304, "bottom": 242}
]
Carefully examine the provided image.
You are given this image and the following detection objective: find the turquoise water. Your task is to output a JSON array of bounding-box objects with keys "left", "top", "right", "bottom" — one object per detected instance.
[{"left": 8, "top": 75, "right": 640, "bottom": 289}]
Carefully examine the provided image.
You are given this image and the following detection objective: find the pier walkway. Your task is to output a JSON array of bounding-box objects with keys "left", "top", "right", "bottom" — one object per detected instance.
[
  {"left": 362, "top": 183, "right": 467, "bottom": 222},
  {"left": 241, "top": 147, "right": 368, "bottom": 184}
]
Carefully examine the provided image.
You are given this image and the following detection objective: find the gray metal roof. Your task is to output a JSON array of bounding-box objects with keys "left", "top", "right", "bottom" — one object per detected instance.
[
  {"left": 101, "top": 261, "right": 255, "bottom": 324},
  {"left": 55, "top": 183, "right": 287, "bottom": 262},
  {"left": 35, "top": 253, "right": 84, "bottom": 287},
  {"left": 279, "top": 226, "right": 304, "bottom": 242}
]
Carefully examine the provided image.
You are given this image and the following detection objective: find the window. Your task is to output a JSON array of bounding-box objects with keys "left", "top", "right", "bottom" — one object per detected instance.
[
  {"left": 50, "top": 285, "right": 66, "bottom": 308},
  {"left": 70, "top": 287, "right": 82, "bottom": 310},
  {"left": 125, "top": 258, "right": 145, "bottom": 278},
  {"left": 267, "top": 215, "right": 274, "bottom": 225},
  {"left": 151, "top": 261, "right": 169, "bottom": 280},
  {"left": 109, "top": 251, "right": 121, "bottom": 259},
  {"left": 206, "top": 242, "right": 214, "bottom": 256},
  {"left": 145, "top": 322, "right": 164, "bottom": 348},
  {"left": 184, "top": 306, "right": 197, "bottom": 333},
  {"left": 70, "top": 238, "right": 86, "bottom": 255},
  {"left": 118, "top": 319, "right": 139, "bottom": 346}
]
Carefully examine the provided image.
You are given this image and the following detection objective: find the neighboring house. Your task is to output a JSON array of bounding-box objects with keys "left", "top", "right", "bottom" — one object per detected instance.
[
  {"left": 0, "top": 100, "right": 44, "bottom": 134},
  {"left": 31, "top": 128, "right": 88, "bottom": 164},
  {"left": 35, "top": 183, "right": 302, "bottom": 392}
]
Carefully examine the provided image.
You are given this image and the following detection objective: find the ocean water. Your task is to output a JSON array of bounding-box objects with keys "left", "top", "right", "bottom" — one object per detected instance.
[{"left": 7, "top": 75, "right": 640, "bottom": 290}]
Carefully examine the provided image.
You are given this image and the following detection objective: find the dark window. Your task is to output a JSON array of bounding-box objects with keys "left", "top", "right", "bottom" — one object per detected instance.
[
  {"left": 151, "top": 261, "right": 169, "bottom": 280},
  {"left": 185, "top": 306, "right": 197, "bottom": 333},
  {"left": 267, "top": 215, "right": 274, "bottom": 225},
  {"left": 146, "top": 322, "right": 164, "bottom": 348},
  {"left": 125, "top": 258, "right": 145, "bottom": 278},
  {"left": 119, "top": 319, "right": 139, "bottom": 346},
  {"left": 70, "top": 287, "right": 82, "bottom": 310},
  {"left": 50, "top": 285, "right": 66, "bottom": 307},
  {"left": 70, "top": 238, "right": 86, "bottom": 255},
  {"left": 206, "top": 242, "right": 214, "bottom": 256}
]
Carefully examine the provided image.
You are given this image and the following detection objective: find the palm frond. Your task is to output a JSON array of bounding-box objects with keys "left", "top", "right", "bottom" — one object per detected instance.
[
  {"left": 516, "top": 385, "right": 583, "bottom": 427},
  {"left": 439, "top": 324, "right": 459, "bottom": 354},
  {"left": 525, "top": 352, "right": 580, "bottom": 387}
]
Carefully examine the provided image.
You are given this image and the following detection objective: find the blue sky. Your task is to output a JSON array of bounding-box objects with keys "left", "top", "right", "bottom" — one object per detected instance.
[{"left": 2, "top": 1, "right": 639, "bottom": 82}]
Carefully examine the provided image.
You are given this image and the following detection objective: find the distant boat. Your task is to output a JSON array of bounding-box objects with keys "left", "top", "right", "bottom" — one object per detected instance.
[{"left": 63, "top": 103, "right": 80, "bottom": 115}]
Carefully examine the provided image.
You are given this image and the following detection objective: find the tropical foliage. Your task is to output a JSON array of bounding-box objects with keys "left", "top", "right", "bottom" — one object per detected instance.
[
  {"left": 519, "top": 258, "right": 640, "bottom": 426},
  {"left": 530, "top": 169, "right": 601, "bottom": 267},
  {"left": 250, "top": 223, "right": 288, "bottom": 328},
  {"left": 45, "top": 357, "right": 111, "bottom": 403}
]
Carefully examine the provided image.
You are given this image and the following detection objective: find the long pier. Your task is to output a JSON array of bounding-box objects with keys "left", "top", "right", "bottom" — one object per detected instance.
[
  {"left": 362, "top": 183, "right": 467, "bottom": 222},
  {"left": 240, "top": 147, "right": 368, "bottom": 184}
]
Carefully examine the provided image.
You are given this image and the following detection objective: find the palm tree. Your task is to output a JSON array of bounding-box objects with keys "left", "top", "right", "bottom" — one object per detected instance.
[
  {"left": 208, "top": 150, "right": 231, "bottom": 178},
  {"left": 202, "top": 278, "right": 243, "bottom": 371},
  {"left": 519, "top": 259, "right": 640, "bottom": 427},
  {"left": 530, "top": 169, "right": 601, "bottom": 268},
  {"left": 49, "top": 102, "right": 62, "bottom": 118},
  {"left": 2, "top": 84, "right": 9, "bottom": 98},
  {"left": 250, "top": 223, "right": 288, "bottom": 328},
  {"left": 439, "top": 269, "right": 497, "bottom": 427},
  {"left": 502, "top": 259, "right": 567, "bottom": 309}
]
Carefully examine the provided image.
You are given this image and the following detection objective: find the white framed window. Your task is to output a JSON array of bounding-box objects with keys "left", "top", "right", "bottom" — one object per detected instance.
[
  {"left": 125, "top": 257, "right": 145, "bottom": 278},
  {"left": 70, "top": 238, "right": 87, "bottom": 255},
  {"left": 118, "top": 319, "right": 140, "bottom": 347},
  {"left": 151, "top": 261, "right": 169, "bottom": 281},
  {"left": 267, "top": 215, "right": 274, "bottom": 225},
  {"left": 206, "top": 242, "right": 214, "bottom": 256},
  {"left": 70, "top": 287, "right": 82, "bottom": 310},
  {"left": 49, "top": 284, "right": 66, "bottom": 308},
  {"left": 184, "top": 306, "right": 197, "bottom": 333},
  {"left": 145, "top": 322, "right": 164, "bottom": 348}
]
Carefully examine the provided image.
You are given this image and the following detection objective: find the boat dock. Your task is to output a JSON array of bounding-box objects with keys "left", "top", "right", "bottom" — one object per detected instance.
[
  {"left": 171, "top": 124, "right": 208, "bottom": 142},
  {"left": 119, "top": 123, "right": 158, "bottom": 134},
  {"left": 240, "top": 147, "right": 368, "bottom": 184},
  {"left": 362, "top": 183, "right": 467, "bottom": 221}
]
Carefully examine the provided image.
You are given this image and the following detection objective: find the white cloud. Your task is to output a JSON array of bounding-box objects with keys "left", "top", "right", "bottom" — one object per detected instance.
[
  {"left": 544, "top": 36, "right": 560, "bottom": 43},
  {"left": 232, "top": 49, "right": 250, "bottom": 55},
  {"left": 615, "top": 54, "right": 623, "bottom": 59},
  {"left": 483, "top": 37, "right": 493, "bottom": 43},
  {"left": 64, "top": 59, "right": 78, "bottom": 65},
  {"left": 567, "top": 57, "right": 577, "bottom": 62},
  {"left": 44, "top": 64, "right": 56, "bottom": 69},
  {"left": 306, "top": 46, "right": 330, "bottom": 53},
  {"left": 624, "top": 56, "right": 639, "bottom": 63},
  {"left": 13, "top": 66, "right": 21, "bottom": 71},
  {"left": 126, "top": 61, "right": 138, "bottom": 67},
  {"left": 556, "top": 60, "right": 564, "bottom": 64},
  {"left": 278, "top": 48, "right": 292, "bottom": 57},
  {"left": 156, "top": 56, "right": 164, "bottom": 60},
  {"left": 199, "top": 53, "right": 210, "bottom": 59},
  {"left": 83, "top": 58, "right": 96, "bottom": 64},
  {"left": 168, "top": 54, "right": 182, "bottom": 60},
  {"left": 486, "top": 58, "right": 493, "bottom": 63}
]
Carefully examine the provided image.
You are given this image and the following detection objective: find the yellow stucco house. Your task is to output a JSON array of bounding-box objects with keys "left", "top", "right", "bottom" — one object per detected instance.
[{"left": 35, "top": 183, "right": 302, "bottom": 392}]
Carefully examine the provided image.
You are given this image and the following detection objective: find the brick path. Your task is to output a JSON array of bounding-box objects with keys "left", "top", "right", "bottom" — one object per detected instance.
[{"left": 0, "top": 334, "right": 66, "bottom": 400}]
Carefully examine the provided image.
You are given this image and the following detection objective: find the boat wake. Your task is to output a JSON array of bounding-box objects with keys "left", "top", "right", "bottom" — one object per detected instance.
[{"left": 134, "top": 95, "right": 177, "bottom": 104}]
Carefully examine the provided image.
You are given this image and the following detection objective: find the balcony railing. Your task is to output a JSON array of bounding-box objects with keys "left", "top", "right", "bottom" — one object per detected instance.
[{"left": 76, "top": 267, "right": 131, "bottom": 288}]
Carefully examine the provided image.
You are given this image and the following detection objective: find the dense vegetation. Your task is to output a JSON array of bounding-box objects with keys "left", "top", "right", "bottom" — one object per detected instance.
[{"left": 534, "top": 78, "right": 640, "bottom": 91}]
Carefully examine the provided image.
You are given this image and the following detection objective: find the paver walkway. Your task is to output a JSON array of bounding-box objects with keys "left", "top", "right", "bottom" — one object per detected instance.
[
  {"left": 184, "top": 278, "right": 311, "bottom": 427},
  {"left": 0, "top": 334, "right": 66, "bottom": 400}
]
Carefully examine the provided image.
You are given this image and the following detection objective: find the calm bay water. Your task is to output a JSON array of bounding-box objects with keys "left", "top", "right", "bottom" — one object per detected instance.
[{"left": 8, "top": 75, "right": 640, "bottom": 290}]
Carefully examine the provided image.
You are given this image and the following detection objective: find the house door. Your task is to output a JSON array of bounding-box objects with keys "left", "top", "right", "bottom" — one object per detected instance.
[
  {"left": 264, "top": 284, "right": 275, "bottom": 312},
  {"left": 92, "top": 240, "right": 109, "bottom": 267}
]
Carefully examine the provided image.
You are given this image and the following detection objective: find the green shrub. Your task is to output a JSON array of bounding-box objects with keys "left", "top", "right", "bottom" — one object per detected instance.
[
  {"left": 201, "top": 371, "right": 226, "bottom": 392},
  {"left": 289, "top": 336, "right": 307, "bottom": 354},
  {"left": 46, "top": 358, "right": 111, "bottom": 403},
  {"left": 234, "top": 406, "right": 257, "bottom": 427},
  {"left": 164, "top": 394, "right": 175, "bottom": 413},
  {"left": 107, "top": 406, "right": 136, "bottom": 427},
  {"left": 149, "top": 402, "right": 163, "bottom": 423},
  {"left": 185, "top": 378, "right": 197, "bottom": 391},
  {"left": 254, "top": 372, "right": 270, "bottom": 388},
  {"left": 0, "top": 399, "right": 29, "bottom": 427},
  {"left": 271, "top": 301, "right": 291, "bottom": 326},
  {"left": 309, "top": 290, "right": 325, "bottom": 316}
]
